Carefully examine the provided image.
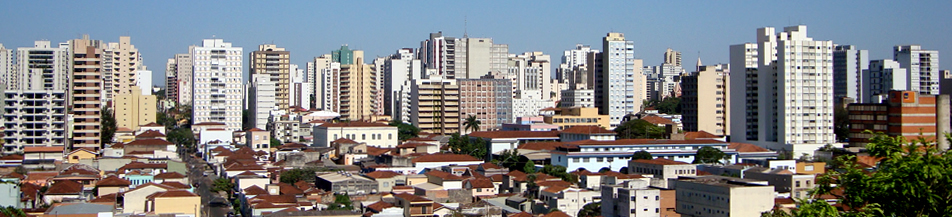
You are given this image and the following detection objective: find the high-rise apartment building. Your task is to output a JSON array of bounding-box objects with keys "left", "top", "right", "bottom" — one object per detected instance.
[
  {"left": 559, "top": 44, "right": 597, "bottom": 89},
  {"left": 383, "top": 48, "right": 422, "bottom": 120},
  {"left": 410, "top": 76, "right": 460, "bottom": 135},
  {"left": 313, "top": 54, "right": 341, "bottom": 113},
  {"left": 191, "top": 39, "right": 243, "bottom": 131},
  {"left": 248, "top": 74, "right": 275, "bottom": 130},
  {"left": 592, "top": 32, "right": 646, "bottom": 128},
  {"left": 334, "top": 48, "right": 375, "bottom": 121},
  {"left": 847, "top": 91, "right": 950, "bottom": 148},
  {"left": 0, "top": 44, "right": 11, "bottom": 88},
  {"left": 13, "top": 41, "right": 70, "bottom": 91},
  {"left": 682, "top": 64, "right": 730, "bottom": 135},
  {"left": 102, "top": 36, "right": 141, "bottom": 102},
  {"left": 419, "top": 32, "right": 509, "bottom": 80},
  {"left": 941, "top": 70, "right": 952, "bottom": 95},
  {"left": 2, "top": 41, "right": 70, "bottom": 152},
  {"left": 663, "top": 48, "right": 682, "bottom": 66},
  {"left": 420, "top": 32, "right": 458, "bottom": 79},
  {"left": 70, "top": 37, "right": 105, "bottom": 149},
  {"left": 165, "top": 58, "right": 178, "bottom": 103},
  {"left": 833, "top": 45, "right": 868, "bottom": 103},
  {"left": 509, "top": 52, "right": 552, "bottom": 100},
  {"left": 862, "top": 59, "right": 908, "bottom": 103},
  {"left": 729, "top": 25, "right": 835, "bottom": 154},
  {"left": 114, "top": 86, "right": 156, "bottom": 133},
  {"left": 459, "top": 79, "right": 512, "bottom": 132},
  {"left": 172, "top": 53, "right": 193, "bottom": 106},
  {"left": 250, "top": 44, "right": 290, "bottom": 111},
  {"left": 894, "top": 45, "right": 940, "bottom": 95}
]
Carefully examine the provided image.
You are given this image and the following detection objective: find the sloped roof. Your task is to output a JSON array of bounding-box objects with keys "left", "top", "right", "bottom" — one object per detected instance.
[
  {"left": 406, "top": 137, "right": 437, "bottom": 142},
  {"left": 684, "top": 131, "right": 720, "bottom": 140},
  {"left": 89, "top": 193, "right": 119, "bottom": 203},
  {"left": 244, "top": 185, "right": 269, "bottom": 195},
  {"left": 411, "top": 153, "right": 481, "bottom": 163},
  {"left": 364, "top": 171, "right": 402, "bottom": 179},
  {"left": 154, "top": 172, "right": 186, "bottom": 179},
  {"left": 160, "top": 181, "right": 191, "bottom": 189},
  {"left": 135, "top": 130, "right": 167, "bottom": 138},
  {"left": 365, "top": 201, "right": 394, "bottom": 212},
  {"left": 147, "top": 190, "right": 199, "bottom": 199},
  {"left": 23, "top": 146, "right": 64, "bottom": 153},
  {"left": 641, "top": 115, "right": 674, "bottom": 125},
  {"left": 0, "top": 155, "right": 24, "bottom": 160},
  {"left": 247, "top": 128, "right": 267, "bottom": 132},
  {"left": 728, "top": 142, "right": 770, "bottom": 153},
  {"left": 332, "top": 138, "right": 360, "bottom": 145},
  {"left": 393, "top": 193, "right": 432, "bottom": 202},
  {"left": 465, "top": 178, "right": 494, "bottom": 188},
  {"left": 542, "top": 211, "right": 572, "bottom": 217},
  {"left": 46, "top": 180, "right": 83, "bottom": 195},
  {"left": 125, "top": 138, "right": 173, "bottom": 146},
  {"left": 141, "top": 122, "right": 162, "bottom": 127},
  {"left": 468, "top": 131, "right": 561, "bottom": 139},
  {"left": 509, "top": 212, "right": 533, "bottom": 217},
  {"left": 365, "top": 147, "right": 392, "bottom": 156},
  {"left": 560, "top": 126, "right": 616, "bottom": 135},
  {"left": 96, "top": 176, "right": 131, "bottom": 187},
  {"left": 517, "top": 142, "right": 571, "bottom": 151}
]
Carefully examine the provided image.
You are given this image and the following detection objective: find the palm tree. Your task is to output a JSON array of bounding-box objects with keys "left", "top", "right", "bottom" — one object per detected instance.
[{"left": 463, "top": 115, "right": 481, "bottom": 133}]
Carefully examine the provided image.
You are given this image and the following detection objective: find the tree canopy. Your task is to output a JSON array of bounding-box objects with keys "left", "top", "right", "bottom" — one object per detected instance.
[
  {"left": 167, "top": 127, "right": 196, "bottom": 150},
  {"left": 493, "top": 149, "right": 534, "bottom": 173},
  {"left": 693, "top": 146, "right": 728, "bottom": 164},
  {"left": 447, "top": 133, "right": 488, "bottom": 160},
  {"left": 632, "top": 150, "right": 653, "bottom": 160},
  {"left": 212, "top": 178, "right": 235, "bottom": 193},
  {"left": 328, "top": 194, "right": 355, "bottom": 210},
  {"left": 389, "top": 120, "right": 421, "bottom": 141},
  {"left": 653, "top": 97, "right": 681, "bottom": 114},
  {"left": 101, "top": 108, "right": 117, "bottom": 144},
  {"left": 614, "top": 119, "right": 666, "bottom": 139},
  {"left": 767, "top": 132, "right": 952, "bottom": 216},
  {"left": 538, "top": 165, "right": 578, "bottom": 184},
  {"left": 464, "top": 115, "right": 481, "bottom": 133},
  {"left": 577, "top": 203, "right": 600, "bottom": 217}
]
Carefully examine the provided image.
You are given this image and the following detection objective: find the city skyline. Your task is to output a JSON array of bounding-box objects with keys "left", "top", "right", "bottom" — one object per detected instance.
[{"left": 1, "top": 1, "right": 950, "bottom": 86}]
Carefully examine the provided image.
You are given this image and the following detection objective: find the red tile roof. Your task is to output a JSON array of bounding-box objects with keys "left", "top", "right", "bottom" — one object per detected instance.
[
  {"left": 396, "top": 142, "right": 435, "bottom": 148},
  {"left": 464, "top": 178, "right": 495, "bottom": 188},
  {"left": 332, "top": 138, "right": 360, "bottom": 144},
  {"left": 567, "top": 138, "right": 726, "bottom": 146},
  {"left": 393, "top": 193, "right": 432, "bottom": 202},
  {"left": 89, "top": 193, "right": 119, "bottom": 203},
  {"left": 319, "top": 121, "right": 392, "bottom": 128},
  {"left": 411, "top": 153, "right": 481, "bottom": 163},
  {"left": 247, "top": 128, "right": 267, "bottom": 132},
  {"left": 23, "top": 146, "right": 64, "bottom": 153},
  {"left": 364, "top": 171, "right": 402, "bottom": 179},
  {"left": 728, "top": 142, "right": 770, "bottom": 153},
  {"left": 366, "top": 201, "right": 394, "bottom": 212},
  {"left": 125, "top": 138, "right": 173, "bottom": 146},
  {"left": 244, "top": 185, "right": 269, "bottom": 195},
  {"left": 518, "top": 142, "right": 571, "bottom": 151},
  {"left": 366, "top": 147, "right": 393, "bottom": 156},
  {"left": 641, "top": 115, "right": 674, "bottom": 125},
  {"left": 542, "top": 185, "right": 569, "bottom": 193},
  {"left": 2, "top": 172, "right": 25, "bottom": 180},
  {"left": 119, "top": 162, "right": 167, "bottom": 170},
  {"left": 0, "top": 155, "right": 24, "bottom": 160},
  {"left": 509, "top": 212, "right": 533, "bottom": 217},
  {"left": 135, "top": 130, "right": 167, "bottom": 138},
  {"left": 684, "top": 131, "right": 720, "bottom": 140},
  {"left": 154, "top": 172, "right": 186, "bottom": 179},
  {"left": 141, "top": 122, "right": 162, "bottom": 127},
  {"left": 631, "top": 158, "right": 690, "bottom": 165},
  {"left": 406, "top": 137, "right": 437, "bottom": 142},
  {"left": 276, "top": 182, "right": 304, "bottom": 195},
  {"left": 160, "top": 181, "right": 191, "bottom": 189},
  {"left": 468, "top": 131, "right": 561, "bottom": 139},
  {"left": 542, "top": 211, "right": 571, "bottom": 217},
  {"left": 147, "top": 190, "right": 199, "bottom": 199},
  {"left": 561, "top": 126, "right": 616, "bottom": 135},
  {"left": 96, "top": 176, "right": 131, "bottom": 187},
  {"left": 46, "top": 181, "right": 83, "bottom": 195},
  {"left": 116, "top": 127, "right": 135, "bottom": 132}
]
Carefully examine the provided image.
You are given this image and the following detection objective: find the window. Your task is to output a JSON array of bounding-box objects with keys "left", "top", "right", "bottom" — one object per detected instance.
[
  {"left": 362, "top": 134, "right": 366, "bottom": 140},
  {"left": 796, "top": 181, "right": 801, "bottom": 187},
  {"left": 389, "top": 134, "right": 393, "bottom": 140}
]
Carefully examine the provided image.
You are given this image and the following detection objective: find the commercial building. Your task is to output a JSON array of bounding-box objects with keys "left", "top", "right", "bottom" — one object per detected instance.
[
  {"left": 592, "top": 32, "right": 646, "bottom": 128},
  {"left": 559, "top": 89, "right": 594, "bottom": 108},
  {"left": 114, "top": 86, "right": 156, "bottom": 132},
  {"left": 316, "top": 171, "right": 378, "bottom": 195},
  {"left": 894, "top": 45, "right": 940, "bottom": 95},
  {"left": 69, "top": 37, "right": 105, "bottom": 150},
  {"left": 862, "top": 59, "right": 909, "bottom": 103},
  {"left": 551, "top": 139, "right": 737, "bottom": 172},
  {"left": 248, "top": 74, "right": 276, "bottom": 130},
  {"left": 542, "top": 107, "right": 610, "bottom": 130},
  {"left": 410, "top": 77, "right": 460, "bottom": 135},
  {"left": 682, "top": 64, "right": 730, "bottom": 135},
  {"left": 847, "top": 90, "right": 950, "bottom": 148},
  {"left": 833, "top": 45, "right": 869, "bottom": 103},
  {"left": 459, "top": 79, "right": 512, "bottom": 131},
  {"left": 250, "top": 44, "right": 291, "bottom": 111},
  {"left": 191, "top": 39, "right": 243, "bottom": 131},
  {"left": 729, "top": 25, "right": 836, "bottom": 155},
  {"left": 672, "top": 176, "right": 774, "bottom": 217}
]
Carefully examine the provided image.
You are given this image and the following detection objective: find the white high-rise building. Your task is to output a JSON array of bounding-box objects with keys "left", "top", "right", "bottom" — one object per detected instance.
[
  {"left": 894, "top": 45, "right": 940, "bottom": 96},
  {"left": 509, "top": 52, "right": 555, "bottom": 118},
  {"left": 862, "top": 59, "right": 908, "bottom": 103},
  {"left": 191, "top": 39, "right": 243, "bottom": 131},
  {"left": 248, "top": 74, "right": 276, "bottom": 129},
  {"left": 418, "top": 32, "right": 509, "bottom": 80},
  {"left": 833, "top": 45, "right": 869, "bottom": 103},
  {"left": 102, "top": 36, "right": 142, "bottom": 103},
  {"left": 730, "top": 25, "right": 835, "bottom": 155},
  {"left": 2, "top": 41, "right": 70, "bottom": 152},
  {"left": 313, "top": 54, "right": 341, "bottom": 112},
  {"left": 0, "top": 44, "right": 13, "bottom": 89},
  {"left": 593, "top": 33, "right": 646, "bottom": 128},
  {"left": 136, "top": 66, "right": 153, "bottom": 96},
  {"left": 384, "top": 48, "right": 422, "bottom": 121},
  {"left": 13, "top": 41, "right": 70, "bottom": 91}
]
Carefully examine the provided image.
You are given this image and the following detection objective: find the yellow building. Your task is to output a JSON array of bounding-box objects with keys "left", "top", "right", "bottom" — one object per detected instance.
[
  {"left": 339, "top": 60, "right": 376, "bottom": 121},
  {"left": 66, "top": 148, "right": 96, "bottom": 164},
  {"left": 543, "top": 107, "right": 611, "bottom": 130},
  {"left": 146, "top": 190, "right": 202, "bottom": 217},
  {"left": 114, "top": 86, "right": 156, "bottom": 131}
]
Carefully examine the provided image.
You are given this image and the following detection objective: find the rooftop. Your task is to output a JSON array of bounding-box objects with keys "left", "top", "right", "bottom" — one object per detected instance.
[
  {"left": 411, "top": 153, "right": 481, "bottom": 163},
  {"left": 468, "top": 130, "right": 561, "bottom": 139},
  {"left": 319, "top": 121, "right": 393, "bottom": 128},
  {"left": 561, "top": 126, "right": 616, "bottom": 135},
  {"left": 631, "top": 158, "right": 691, "bottom": 166}
]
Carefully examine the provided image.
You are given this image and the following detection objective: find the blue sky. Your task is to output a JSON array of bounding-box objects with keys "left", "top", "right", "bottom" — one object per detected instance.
[{"left": 1, "top": 1, "right": 949, "bottom": 86}]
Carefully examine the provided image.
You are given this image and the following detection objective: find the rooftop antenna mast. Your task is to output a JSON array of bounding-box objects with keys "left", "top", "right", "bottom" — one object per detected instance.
[{"left": 463, "top": 15, "right": 468, "bottom": 38}]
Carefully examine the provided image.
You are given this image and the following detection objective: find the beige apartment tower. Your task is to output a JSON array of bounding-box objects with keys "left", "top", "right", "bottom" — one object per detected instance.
[
  {"left": 114, "top": 86, "right": 156, "bottom": 132},
  {"left": 339, "top": 56, "right": 376, "bottom": 121},
  {"left": 70, "top": 37, "right": 105, "bottom": 149},
  {"left": 411, "top": 77, "right": 460, "bottom": 135},
  {"left": 102, "top": 36, "right": 141, "bottom": 102},
  {"left": 250, "top": 44, "right": 291, "bottom": 111},
  {"left": 682, "top": 64, "right": 730, "bottom": 135}
]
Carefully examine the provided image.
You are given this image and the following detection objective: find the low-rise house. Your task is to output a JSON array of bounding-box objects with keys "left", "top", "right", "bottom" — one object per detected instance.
[
  {"left": 153, "top": 172, "right": 188, "bottom": 184},
  {"left": 424, "top": 170, "right": 464, "bottom": 190},
  {"left": 96, "top": 175, "right": 132, "bottom": 196},
  {"left": 43, "top": 180, "right": 85, "bottom": 204},
  {"left": 600, "top": 180, "right": 662, "bottom": 217},
  {"left": 135, "top": 130, "right": 168, "bottom": 140},
  {"left": 316, "top": 171, "right": 378, "bottom": 195},
  {"left": 0, "top": 155, "right": 23, "bottom": 167},
  {"left": 742, "top": 167, "right": 816, "bottom": 198},
  {"left": 124, "top": 138, "right": 177, "bottom": 155},
  {"left": 363, "top": 170, "right": 404, "bottom": 193},
  {"left": 20, "top": 182, "right": 40, "bottom": 209},
  {"left": 463, "top": 178, "right": 496, "bottom": 197},
  {"left": 66, "top": 148, "right": 97, "bottom": 164},
  {"left": 540, "top": 186, "right": 599, "bottom": 216},
  {"left": 23, "top": 146, "right": 64, "bottom": 161},
  {"left": 121, "top": 182, "right": 178, "bottom": 214},
  {"left": 145, "top": 190, "right": 201, "bottom": 217},
  {"left": 0, "top": 176, "right": 20, "bottom": 208},
  {"left": 246, "top": 128, "right": 271, "bottom": 158},
  {"left": 728, "top": 142, "right": 778, "bottom": 162},
  {"left": 394, "top": 142, "right": 438, "bottom": 155},
  {"left": 559, "top": 126, "right": 616, "bottom": 142},
  {"left": 393, "top": 193, "right": 440, "bottom": 217},
  {"left": 672, "top": 176, "right": 774, "bottom": 217},
  {"left": 53, "top": 165, "right": 102, "bottom": 189},
  {"left": 628, "top": 158, "right": 698, "bottom": 188},
  {"left": 411, "top": 153, "right": 483, "bottom": 172},
  {"left": 236, "top": 171, "right": 271, "bottom": 191},
  {"left": 468, "top": 131, "right": 561, "bottom": 158},
  {"left": 45, "top": 202, "right": 115, "bottom": 216},
  {"left": 796, "top": 161, "right": 826, "bottom": 175}
]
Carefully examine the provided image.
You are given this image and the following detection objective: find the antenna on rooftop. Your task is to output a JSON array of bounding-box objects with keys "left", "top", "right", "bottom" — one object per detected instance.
[{"left": 463, "top": 15, "right": 468, "bottom": 38}]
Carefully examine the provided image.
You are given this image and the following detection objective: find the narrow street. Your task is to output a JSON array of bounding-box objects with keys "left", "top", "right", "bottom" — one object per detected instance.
[{"left": 186, "top": 155, "right": 233, "bottom": 217}]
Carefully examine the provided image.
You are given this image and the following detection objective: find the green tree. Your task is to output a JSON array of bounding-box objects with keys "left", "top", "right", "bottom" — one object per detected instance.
[
  {"left": 614, "top": 119, "right": 665, "bottom": 139},
  {"left": 212, "top": 178, "right": 235, "bottom": 193},
  {"left": 693, "top": 146, "right": 728, "bottom": 164},
  {"left": 270, "top": 138, "right": 282, "bottom": 147},
  {"left": 523, "top": 160, "right": 536, "bottom": 173},
  {"left": 167, "top": 127, "right": 196, "bottom": 151},
  {"left": 463, "top": 115, "right": 482, "bottom": 133},
  {"left": 328, "top": 194, "right": 355, "bottom": 210},
  {"left": 631, "top": 150, "right": 653, "bottom": 160},
  {"left": 577, "top": 203, "right": 600, "bottom": 217},
  {"left": 389, "top": 120, "right": 421, "bottom": 141},
  {"left": 101, "top": 108, "right": 117, "bottom": 143},
  {"left": 834, "top": 106, "right": 849, "bottom": 142},
  {"left": 655, "top": 97, "right": 681, "bottom": 114},
  {"left": 0, "top": 206, "right": 26, "bottom": 217},
  {"left": 539, "top": 165, "right": 577, "bottom": 183},
  {"left": 447, "top": 133, "right": 488, "bottom": 160}
]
